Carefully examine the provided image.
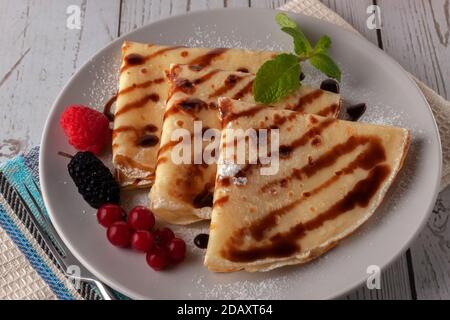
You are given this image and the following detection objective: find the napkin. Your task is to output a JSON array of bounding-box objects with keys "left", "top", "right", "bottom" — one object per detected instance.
[
  {"left": 0, "top": 147, "right": 95, "bottom": 299},
  {"left": 1, "top": 0, "right": 449, "bottom": 300}
]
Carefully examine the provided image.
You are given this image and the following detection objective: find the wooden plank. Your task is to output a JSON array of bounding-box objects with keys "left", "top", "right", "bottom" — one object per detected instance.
[
  {"left": 411, "top": 188, "right": 450, "bottom": 299},
  {"left": 378, "top": 0, "right": 450, "bottom": 98},
  {"left": 119, "top": 0, "right": 250, "bottom": 34},
  {"left": 319, "top": 0, "right": 414, "bottom": 300},
  {"left": 344, "top": 255, "right": 412, "bottom": 300},
  {"left": 189, "top": 0, "right": 227, "bottom": 11},
  {"left": 377, "top": 0, "right": 450, "bottom": 300},
  {"left": 119, "top": 0, "right": 183, "bottom": 30},
  {"left": 319, "top": 0, "right": 379, "bottom": 44},
  {"left": 224, "top": 0, "right": 250, "bottom": 8},
  {"left": 249, "top": 0, "right": 289, "bottom": 8},
  {"left": 0, "top": 0, "right": 121, "bottom": 162},
  {"left": 119, "top": 0, "right": 228, "bottom": 33},
  {"left": 118, "top": 0, "right": 283, "bottom": 30}
]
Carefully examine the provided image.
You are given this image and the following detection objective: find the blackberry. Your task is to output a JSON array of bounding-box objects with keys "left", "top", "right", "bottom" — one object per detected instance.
[{"left": 67, "top": 151, "right": 120, "bottom": 208}]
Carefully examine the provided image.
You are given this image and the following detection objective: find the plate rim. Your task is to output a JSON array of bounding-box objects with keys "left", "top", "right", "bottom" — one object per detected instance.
[{"left": 39, "top": 7, "right": 442, "bottom": 300}]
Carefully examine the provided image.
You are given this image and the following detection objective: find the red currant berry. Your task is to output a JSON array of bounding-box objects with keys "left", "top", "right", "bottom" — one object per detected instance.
[
  {"left": 131, "top": 230, "right": 154, "bottom": 252},
  {"left": 127, "top": 206, "right": 155, "bottom": 231},
  {"left": 146, "top": 246, "right": 170, "bottom": 271},
  {"left": 107, "top": 222, "right": 132, "bottom": 247},
  {"left": 153, "top": 227, "right": 175, "bottom": 247},
  {"left": 97, "top": 204, "right": 125, "bottom": 228},
  {"left": 167, "top": 238, "right": 186, "bottom": 263}
]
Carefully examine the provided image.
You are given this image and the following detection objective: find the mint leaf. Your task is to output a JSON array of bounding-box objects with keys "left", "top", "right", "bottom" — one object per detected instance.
[
  {"left": 252, "top": 13, "right": 342, "bottom": 104},
  {"left": 276, "top": 13, "right": 312, "bottom": 55},
  {"left": 314, "top": 35, "right": 331, "bottom": 53},
  {"left": 309, "top": 52, "right": 341, "bottom": 81},
  {"left": 253, "top": 54, "right": 301, "bottom": 104},
  {"left": 275, "top": 12, "right": 298, "bottom": 29},
  {"left": 281, "top": 27, "right": 312, "bottom": 56}
]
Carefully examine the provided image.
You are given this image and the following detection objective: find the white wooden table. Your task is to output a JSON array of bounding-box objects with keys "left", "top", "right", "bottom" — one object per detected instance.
[{"left": 0, "top": 0, "right": 449, "bottom": 300}]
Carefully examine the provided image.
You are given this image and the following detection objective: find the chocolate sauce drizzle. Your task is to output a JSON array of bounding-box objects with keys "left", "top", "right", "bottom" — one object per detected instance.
[
  {"left": 120, "top": 46, "right": 184, "bottom": 74},
  {"left": 103, "top": 94, "right": 117, "bottom": 122},
  {"left": 291, "top": 90, "right": 323, "bottom": 112},
  {"left": 188, "top": 48, "right": 229, "bottom": 70},
  {"left": 115, "top": 94, "right": 159, "bottom": 117},
  {"left": 232, "top": 80, "right": 254, "bottom": 100},
  {"left": 137, "top": 135, "right": 159, "bottom": 147},
  {"left": 221, "top": 130, "right": 391, "bottom": 262},
  {"left": 118, "top": 78, "right": 164, "bottom": 96},
  {"left": 209, "top": 74, "right": 247, "bottom": 99},
  {"left": 193, "top": 184, "right": 214, "bottom": 208},
  {"left": 164, "top": 98, "right": 214, "bottom": 121},
  {"left": 172, "top": 69, "right": 221, "bottom": 95},
  {"left": 112, "top": 124, "right": 160, "bottom": 148},
  {"left": 220, "top": 103, "right": 266, "bottom": 127}
]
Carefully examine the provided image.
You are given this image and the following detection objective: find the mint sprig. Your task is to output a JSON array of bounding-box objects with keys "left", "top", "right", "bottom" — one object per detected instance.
[
  {"left": 253, "top": 53, "right": 301, "bottom": 104},
  {"left": 253, "top": 13, "right": 341, "bottom": 104},
  {"left": 314, "top": 35, "right": 331, "bottom": 53},
  {"left": 310, "top": 52, "right": 341, "bottom": 80},
  {"left": 281, "top": 27, "right": 312, "bottom": 56}
]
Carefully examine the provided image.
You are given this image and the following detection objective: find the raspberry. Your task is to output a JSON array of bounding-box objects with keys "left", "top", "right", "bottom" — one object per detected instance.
[{"left": 60, "top": 105, "right": 111, "bottom": 155}]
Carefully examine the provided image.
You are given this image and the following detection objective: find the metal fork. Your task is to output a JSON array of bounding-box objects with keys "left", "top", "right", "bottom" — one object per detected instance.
[{"left": 15, "top": 180, "right": 118, "bottom": 300}]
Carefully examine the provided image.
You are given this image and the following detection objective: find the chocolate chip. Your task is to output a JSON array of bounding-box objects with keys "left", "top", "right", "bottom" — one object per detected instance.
[
  {"left": 179, "top": 98, "right": 208, "bottom": 111},
  {"left": 125, "top": 53, "right": 145, "bottom": 66},
  {"left": 193, "top": 189, "right": 213, "bottom": 208},
  {"left": 137, "top": 134, "right": 159, "bottom": 147},
  {"left": 320, "top": 79, "right": 340, "bottom": 94},
  {"left": 145, "top": 124, "right": 158, "bottom": 132},
  {"left": 194, "top": 234, "right": 209, "bottom": 249},
  {"left": 346, "top": 103, "right": 367, "bottom": 121},
  {"left": 279, "top": 145, "right": 293, "bottom": 158},
  {"left": 299, "top": 72, "right": 306, "bottom": 81}
]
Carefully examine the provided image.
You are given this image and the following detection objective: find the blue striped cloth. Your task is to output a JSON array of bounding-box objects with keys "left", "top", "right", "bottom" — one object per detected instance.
[{"left": 0, "top": 147, "right": 121, "bottom": 300}]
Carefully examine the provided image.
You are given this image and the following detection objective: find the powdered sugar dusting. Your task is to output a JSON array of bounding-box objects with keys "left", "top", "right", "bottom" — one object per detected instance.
[
  {"left": 217, "top": 159, "right": 242, "bottom": 177},
  {"left": 362, "top": 103, "right": 404, "bottom": 126},
  {"left": 83, "top": 54, "right": 120, "bottom": 112},
  {"left": 233, "top": 176, "right": 248, "bottom": 186},
  {"left": 191, "top": 274, "right": 292, "bottom": 300}
]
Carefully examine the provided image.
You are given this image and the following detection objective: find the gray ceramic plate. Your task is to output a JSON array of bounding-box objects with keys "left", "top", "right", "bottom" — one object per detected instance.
[{"left": 40, "top": 8, "right": 441, "bottom": 300}]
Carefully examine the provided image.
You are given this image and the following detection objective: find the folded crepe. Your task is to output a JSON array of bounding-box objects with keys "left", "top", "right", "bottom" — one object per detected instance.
[
  {"left": 113, "top": 41, "right": 279, "bottom": 188},
  {"left": 149, "top": 64, "right": 341, "bottom": 224},
  {"left": 204, "top": 98, "right": 410, "bottom": 272}
]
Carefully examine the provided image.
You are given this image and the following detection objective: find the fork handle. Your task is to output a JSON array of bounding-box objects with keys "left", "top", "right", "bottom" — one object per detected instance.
[{"left": 91, "top": 280, "right": 119, "bottom": 300}]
